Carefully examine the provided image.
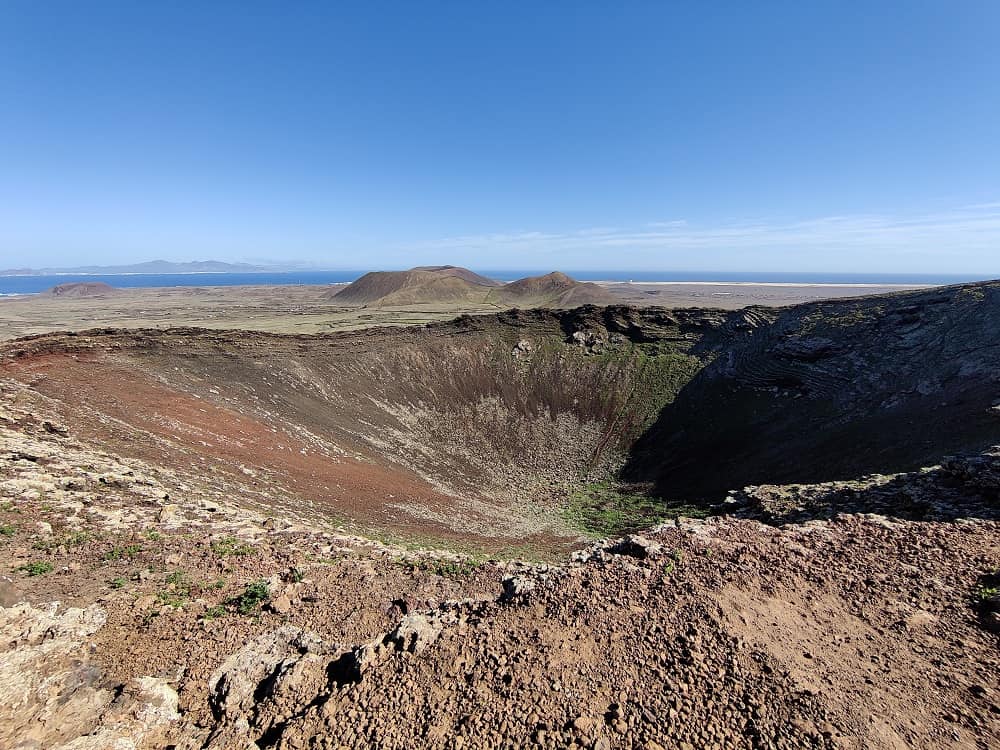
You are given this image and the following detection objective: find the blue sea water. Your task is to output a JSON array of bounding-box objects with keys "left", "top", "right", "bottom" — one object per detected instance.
[
  {"left": 0, "top": 269, "right": 991, "bottom": 296},
  {"left": 0, "top": 271, "right": 361, "bottom": 296}
]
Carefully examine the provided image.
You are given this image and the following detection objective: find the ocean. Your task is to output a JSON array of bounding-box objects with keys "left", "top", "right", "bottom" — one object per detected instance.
[{"left": 0, "top": 270, "right": 991, "bottom": 296}]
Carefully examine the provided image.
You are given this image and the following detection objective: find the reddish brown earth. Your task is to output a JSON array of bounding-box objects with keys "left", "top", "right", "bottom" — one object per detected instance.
[{"left": 4, "top": 350, "right": 513, "bottom": 550}]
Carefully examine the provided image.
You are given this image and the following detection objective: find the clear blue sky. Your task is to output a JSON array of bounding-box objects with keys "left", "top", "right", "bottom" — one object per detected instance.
[{"left": 2, "top": 1, "right": 998, "bottom": 273}]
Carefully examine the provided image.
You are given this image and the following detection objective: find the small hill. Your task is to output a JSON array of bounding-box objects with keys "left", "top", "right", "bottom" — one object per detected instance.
[
  {"left": 328, "top": 270, "right": 492, "bottom": 306},
  {"left": 44, "top": 281, "right": 117, "bottom": 298},
  {"left": 410, "top": 265, "right": 501, "bottom": 287},
  {"left": 373, "top": 275, "right": 496, "bottom": 306},
  {"left": 499, "top": 272, "right": 615, "bottom": 308},
  {"left": 330, "top": 267, "right": 614, "bottom": 308}
]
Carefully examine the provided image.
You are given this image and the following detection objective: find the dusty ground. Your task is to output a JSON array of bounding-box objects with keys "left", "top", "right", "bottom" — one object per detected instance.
[
  {"left": 0, "top": 280, "right": 929, "bottom": 341},
  {"left": 602, "top": 281, "right": 931, "bottom": 308},
  {"left": 0, "top": 398, "right": 997, "bottom": 749}
]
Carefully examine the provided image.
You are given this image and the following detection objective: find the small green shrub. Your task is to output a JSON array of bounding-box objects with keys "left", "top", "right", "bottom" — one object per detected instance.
[
  {"left": 227, "top": 580, "right": 271, "bottom": 615},
  {"left": 68, "top": 530, "right": 95, "bottom": 546},
  {"left": 156, "top": 570, "right": 192, "bottom": 607},
  {"left": 109, "top": 576, "right": 127, "bottom": 589},
  {"left": 0, "top": 524, "right": 16, "bottom": 537},
  {"left": 211, "top": 536, "right": 255, "bottom": 557},
  {"left": 34, "top": 530, "right": 94, "bottom": 552},
  {"left": 17, "top": 561, "right": 53, "bottom": 576},
  {"left": 977, "top": 585, "right": 999, "bottom": 602},
  {"left": 401, "top": 558, "right": 479, "bottom": 578},
  {"left": 204, "top": 605, "right": 226, "bottom": 620},
  {"left": 103, "top": 544, "right": 142, "bottom": 561}
]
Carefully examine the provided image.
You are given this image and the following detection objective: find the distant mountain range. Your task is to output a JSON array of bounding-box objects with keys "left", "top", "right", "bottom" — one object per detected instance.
[{"left": 0, "top": 260, "right": 269, "bottom": 276}]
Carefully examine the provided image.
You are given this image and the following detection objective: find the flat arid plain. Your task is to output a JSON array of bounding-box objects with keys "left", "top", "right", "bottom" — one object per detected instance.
[
  {"left": 1, "top": 273, "right": 998, "bottom": 749},
  {"left": 0, "top": 279, "right": 929, "bottom": 340}
]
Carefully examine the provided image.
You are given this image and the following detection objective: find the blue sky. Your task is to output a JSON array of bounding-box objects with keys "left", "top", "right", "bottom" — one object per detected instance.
[{"left": 1, "top": 1, "right": 998, "bottom": 273}]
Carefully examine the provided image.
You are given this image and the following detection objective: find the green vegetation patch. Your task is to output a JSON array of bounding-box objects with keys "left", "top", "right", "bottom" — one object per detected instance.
[
  {"left": 397, "top": 557, "right": 480, "bottom": 578},
  {"left": 562, "top": 482, "right": 709, "bottom": 538},
  {"left": 975, "top": 569, "right": 1000, "bottom": 603},
  {"left": 33, "top": 530, "right": 94, "bottom": 552},
  {"left": 203, "top": 605, "right": 227, "bottom": 620},
  {"left": 957, "top": 286, "right": 986, "bottom": 302},
  {"left": 157, "top": 570, "right": 193, "bottom": 607},
  {"left": 211, "top": 536, "right": 256, "bottom": 557},
  {"left": 17, "top": 561, "right": 54, "bottom": 576},
  {"left": 0, "top": 524, "right": 16, "bottom": 537},
  {"left": 227, "top": 580, "right": 271, "bottom": 615},
  {"left": 800, "top": 303, "right": 885, "bottom": 333},
  {"left": 978, "top": 585, "right": 999, "bottom": 602},
  {"left": 103, "top": 543, "right": 142, "bottom": 561}
]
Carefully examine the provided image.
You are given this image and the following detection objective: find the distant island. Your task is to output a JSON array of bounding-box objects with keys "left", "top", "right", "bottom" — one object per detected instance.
[
  {"left": 0, "top": 259, "right": 271, "bottom": 276},
  {"left": 44, "top": 281, "right": 118, "bottom": 298}
]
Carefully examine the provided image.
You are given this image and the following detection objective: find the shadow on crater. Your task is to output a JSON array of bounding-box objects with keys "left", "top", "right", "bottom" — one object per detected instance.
[{"left": 621, "top": 281, "right": 1000, "bottom": 513}]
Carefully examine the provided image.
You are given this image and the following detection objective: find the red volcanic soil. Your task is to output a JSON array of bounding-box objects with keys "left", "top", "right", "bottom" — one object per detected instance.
[{"left": 4, "top": 350, "right": 540, "bottom": 550}]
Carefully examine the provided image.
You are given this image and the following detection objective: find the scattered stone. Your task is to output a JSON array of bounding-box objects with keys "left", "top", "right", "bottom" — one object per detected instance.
[
  {"left": 500, "top": 575, "right": 535, "bottom": 602},
  {"left": 572, "top": 715, "right": 594, "bottom": 733},
  {"left": 270, "top": 593, "right": 293, "bottom": 615},
  {"left": 607, "top": 534, "right": 663, "bottom": 560},
  {"left": 511, "top": 340, "right": 534, "bottom": 359}
]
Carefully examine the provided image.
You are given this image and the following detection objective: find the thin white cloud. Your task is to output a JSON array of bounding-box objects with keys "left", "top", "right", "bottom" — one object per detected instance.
[
  {"left": 645, "top": 220, "right": 688, "bottom": 228},
  {"left": 402, "top": 203, "right": 1000, "bottom": 272}
]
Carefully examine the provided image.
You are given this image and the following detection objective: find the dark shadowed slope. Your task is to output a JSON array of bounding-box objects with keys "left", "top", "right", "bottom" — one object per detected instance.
[{"left": 624, "top": 281, "right": 1000, "bottom": 500}]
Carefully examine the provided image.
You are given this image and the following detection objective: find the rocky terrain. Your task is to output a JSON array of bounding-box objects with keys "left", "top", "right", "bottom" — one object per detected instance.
[{"left": 1, "top": 281, "right": 999, "bottom": 748}]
